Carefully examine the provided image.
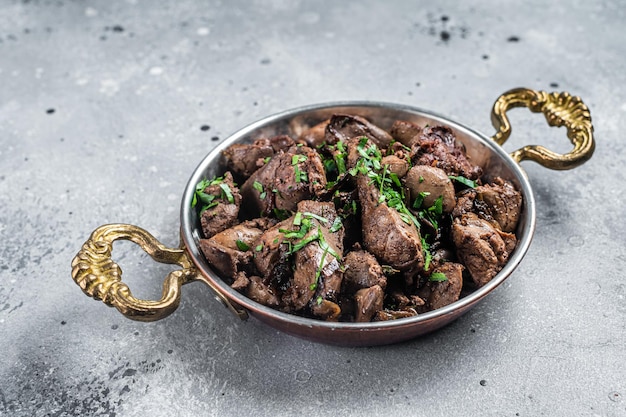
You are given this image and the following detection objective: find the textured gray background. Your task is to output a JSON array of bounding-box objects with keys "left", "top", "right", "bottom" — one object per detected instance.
[{"left": 1, "top": 0, "right": 624, "bottom": 416}]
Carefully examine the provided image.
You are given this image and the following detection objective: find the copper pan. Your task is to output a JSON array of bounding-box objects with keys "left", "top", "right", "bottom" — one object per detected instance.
[{"left": 71, "top": 88, "right": 594, "bottom": 346}]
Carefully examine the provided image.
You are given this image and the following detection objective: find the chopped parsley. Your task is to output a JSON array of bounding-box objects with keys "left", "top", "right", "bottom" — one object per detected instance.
[
  {"left": 277, "top": 211, "right": 342, "bottom": 287},
  {"left": 329, "top": 217, "right": 343, "bottom": 233},
  {"left": 292, "top": 154, "right": 309, "bottom": 183},
  {"left": 252, "top": 180, "right": 266, "bottom": 199},
  {"left": 192, "top": 176, "right": 234, "bottom": 214},
  {"left": 219, "top": 183, "right": 235, "bottom": 204},
  {"left": 421, "top": 235, "right": 433, "bottom": 271},
  {"left": 412, "top": 191, "right": 430, "bottom": 209},
  {"left": 291, "top": 154, "right": 308, "bottom": 165},
  {"left": 429, "top": 272, "right": 448, "bottom": 282},
  {"left": 449, "top": 175, "right": 477, "bottom": 188},
  {"left": 279, "top": 216, "right": 313, "bottom": 240},
  {"left": 429, "top": 195, "right": 443, "bottom": 216},
  {"left": 301, "top": 211, "right": 329, "bottom": 225},
  {"left": 349, "top": 138, "right": 419, "bottom": 228},
  {"left": 333, "top": 141, "right": 347, "bottom": 175},
  {"left": 294, "top": 165, "right": 308, "bottom": 183},
  {"left": 413, "top": 194, "right": 445, "bottom": 230},
  {"left": 235, "top": 239, "right": 250, "bottom": 251}
]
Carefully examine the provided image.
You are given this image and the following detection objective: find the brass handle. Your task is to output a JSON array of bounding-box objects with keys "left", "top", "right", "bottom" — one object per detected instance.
[
  {"left": 71, "top": 224, "right": 249, "bottom": 321},
  {"left": 71, "top": 224, "right": 197, "bottom": 321},
  {"left": 490, "top": 87, "right": 595, "bottom": 169}
]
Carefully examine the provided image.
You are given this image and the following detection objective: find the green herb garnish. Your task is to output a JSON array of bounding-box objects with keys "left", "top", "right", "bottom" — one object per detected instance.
[
  {"left": 412, "top": 191, "right": 430, "bottom": 209},
  {"left": 348, "top": 139, "right": 419, "bottom": 228},
  {"left": 192, "top": 177, "right": 229, "bottom": 213},
  {"left": 294, "top": 165, "right": 308, "bottom": 183},
  {"left": 235, "top": 240, "right": 250, "bottom": 251},
  {"left": 449, "top": 175, "right": 477, "bottom": 188},
  {"left": 301, "top": 211, "right": 329, "bottom": 225},
  {"left": 292, "top": 154, "right": 309, "bottom": 183},
  {"left": 291, "top": 154, "right": 308, "bottom": 165},
  {"left": 219, "top": 183, "right": 235, "bottom": 204},
  {"left": 428, "top": 195, "right": 444, "bottom": 217},
  {"left": 421, "top": 236, "right": 432, "bottom": 271},
  {"left": 329, "top": 217, "right": 343, "bottom": 233},
  {"left": 252, "top": 180, "right": 266, "bottom": 199},
  {"left": 429, "top": 272, "right": 448, "bottom": 282}
]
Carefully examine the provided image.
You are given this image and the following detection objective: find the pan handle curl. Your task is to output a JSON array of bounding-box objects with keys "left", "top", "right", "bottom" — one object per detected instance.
[
  {"left": 490, "top": 87, "right": 595, "bottom": 169},
  {"left": 71, "top": 223, "right": 248, "bottom": 321}
]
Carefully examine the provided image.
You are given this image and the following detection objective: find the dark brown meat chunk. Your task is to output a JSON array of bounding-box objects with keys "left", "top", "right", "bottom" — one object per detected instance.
[
  {"left": 231, "top": 272, "right": 250, "bottom": 291},
  {"left": 386, "top": 288, "right": 425, "bottom": 310},
  {"left": 222, "top": 140, "right": 273, "bottom": 178},
  {"left": 325, "top": 114, "right": 393, "bottom": 148},
  {"left": 475, "top": 177, "right": 522, "bottom": 232},
  {"left": 240, "top": 145, "right": 327, "bottom": 215},
  {"left": 381, "top": 155, "right": 409, "bottom": 178},
  {"left": 198, "top": 219, "right": 267, "bottom": 278},
  {"left": 296, "top": 119, "right": 330, "bottom": 148},
  {"left": 390, "top": 119, "right": 423, "bottom": 148},
  {"left": 282, "top": 201, "right": 344, "bottom": 312},
  {"left": 354, "top": 285, "right": 384, "bottom": 322},
  {"left": 357, "top": 175, "right": 424, "bottom": 273},
  {"left": 267, "top": 135, "right": 296, "bottom": 152},
  {"left": 452, "top": 177, "right": 522, "bottom": 233},
  {"left": 246, "top": 275, "right": 281, "bottom": 307},
  {"left": 342, "top": 250, "right": 387, "bottom": 292},
  {"left": 417, "top": 262, "right": 464, "bottom": 310},
  {"left": 410, "top": 125, "right": 482, "bottom": 180},
  {"left": 451, "top": 213, "right": 516, "bottom": 287},
  {"left": 310, "top": 299, "right": 342, "bottom": 321},
  {"left": 404, "top": 165, "right": 456, "bottom": 213},
  {"left": 344, "top": 136, "right": 370, "bottom": 171},
  {"left": 374, "top": 308, "right": 418, "bottom": 321},
  {"left": 223, "top": 135, "right": 295, "bottom": 178},
  {"left": 252, "top": 217, "right": 294, "bottom": 285},
  {"left": 199, "top": 172, "right": 242, "bottom": 238}
]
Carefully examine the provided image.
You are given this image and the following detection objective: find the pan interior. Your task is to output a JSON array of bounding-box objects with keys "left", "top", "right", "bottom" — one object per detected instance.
[{"left": 180, "top": 102, "right": 535, "bottom": 331}]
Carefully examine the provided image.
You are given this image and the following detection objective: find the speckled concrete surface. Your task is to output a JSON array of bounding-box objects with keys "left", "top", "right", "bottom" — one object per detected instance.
[{"left": 0, "top": 1, "right": 624, "bottom": 416}]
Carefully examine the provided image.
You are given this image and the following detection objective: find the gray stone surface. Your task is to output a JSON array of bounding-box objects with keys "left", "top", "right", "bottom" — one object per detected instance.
[{"left": 1, "top": 0, "right": 624, "bottom": 416}]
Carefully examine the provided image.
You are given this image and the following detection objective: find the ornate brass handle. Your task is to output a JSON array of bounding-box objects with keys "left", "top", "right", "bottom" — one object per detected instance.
[
  {"left": 490, "top": 87, "right": 595, "bottom": 169},
  {"left": 71, "top": 223, "right": 248, "bottom": 321}
]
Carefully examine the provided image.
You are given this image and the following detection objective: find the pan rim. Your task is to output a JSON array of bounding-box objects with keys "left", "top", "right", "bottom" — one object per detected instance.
[{"left": 180, "top": 100, "right": 536, "bottom": 333}]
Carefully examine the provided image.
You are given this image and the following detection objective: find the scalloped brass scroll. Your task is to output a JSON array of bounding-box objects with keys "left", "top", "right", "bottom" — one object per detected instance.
[
  {"left": 491, "top": 88, "right": 595, "bottom": 169},
  {"left": 71, "top": 223, "right": 248, "bottom": 321}
]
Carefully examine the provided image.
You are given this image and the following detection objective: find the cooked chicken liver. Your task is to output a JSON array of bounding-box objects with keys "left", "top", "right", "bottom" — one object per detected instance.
[
  {"left": 417, "top": 262, "right": 464, "bottom": 310},
  {"left": 240, "top": 144, "right": 327, "bottom": 215},
  {"left": 451, "top": 212, "right": 516, "bottom": 287},
  {"left": 325, "top": 114, "right": 393, "bottom": 148},
  {"left": 342, "top": 250, "right": 387, "bottom": 292},
  {"left": 389, "top": 119, "right": 423, "bottom": 148},
  {"left": 358, "top": 174, "right": 424, "bottom": 273},
  {"left": 354, "top": 285, "right": 384, "bottom": 322},
  {"left": 199, "top": 172, "right": 242, "bottom": 238},
  {"left": 404, "top": 165, "right": 456, "bottom": 213},
  {"left": 411, "top": 125, "right": 483, "bottom": 180},
  {"left": 223, "top": 135, "right": 295, "bottom": 178},
  {"left": 194, "top": 113, "right": 522, "bottom": 322}
]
